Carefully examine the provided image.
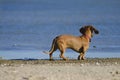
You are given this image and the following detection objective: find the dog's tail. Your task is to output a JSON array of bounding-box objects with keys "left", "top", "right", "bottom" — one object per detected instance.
[{"left": 43, "top": 37, "right": 57, "bottom": 54}]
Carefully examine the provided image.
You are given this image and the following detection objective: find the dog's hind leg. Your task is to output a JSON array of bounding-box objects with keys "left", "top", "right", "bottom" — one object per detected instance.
[
  {"left": 49, "top": 50, "right": 56, "bottom": 61},
  {"left": 43, "top": 38, "right": 57, "bottom": 61},
  {"left": 49, "top": 44, "right": 57, "bottom": 61},
  {"left": 58, "top": 42, "right": 68, "bottom": 60},
  {"left": 59, "top": 49, "right": 68, "bottom": 60}
]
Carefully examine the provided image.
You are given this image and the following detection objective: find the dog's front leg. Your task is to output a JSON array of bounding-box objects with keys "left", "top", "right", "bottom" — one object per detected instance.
[{"left": 78, "top": 52, "right": 85, "bottom": 60}]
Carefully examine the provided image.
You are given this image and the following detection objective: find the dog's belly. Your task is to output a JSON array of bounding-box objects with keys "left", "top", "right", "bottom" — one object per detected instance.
[
  {"left": 66, "top": 40, "right": 82, "bottom": 52},
  {"left": 65, "top": 39, "right": 89, "bottom": 53}
]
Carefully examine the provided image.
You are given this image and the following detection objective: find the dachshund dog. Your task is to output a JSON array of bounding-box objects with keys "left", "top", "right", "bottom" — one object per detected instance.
[{"left": 43, "top": 25, "right": 99, "bottom": 60}]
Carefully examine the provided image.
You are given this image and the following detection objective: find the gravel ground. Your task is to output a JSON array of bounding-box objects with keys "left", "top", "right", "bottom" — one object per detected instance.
[{"left": 0, "top": 58, "right": 120, "bottom": 80}]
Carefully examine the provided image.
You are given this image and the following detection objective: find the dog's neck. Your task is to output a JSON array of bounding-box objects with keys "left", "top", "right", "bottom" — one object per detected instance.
[{"left": 84, "top": 35, "right": 91, "bottom": 42}]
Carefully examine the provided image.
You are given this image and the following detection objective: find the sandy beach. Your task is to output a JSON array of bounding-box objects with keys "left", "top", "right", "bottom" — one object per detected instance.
[{"left": 0, "top": 58, "right": 120, "bottom": 80}]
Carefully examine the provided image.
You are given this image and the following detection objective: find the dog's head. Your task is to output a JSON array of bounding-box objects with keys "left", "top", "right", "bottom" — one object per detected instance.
[{"left": 80, "top": 25, "right": 99, "bottom": 37}]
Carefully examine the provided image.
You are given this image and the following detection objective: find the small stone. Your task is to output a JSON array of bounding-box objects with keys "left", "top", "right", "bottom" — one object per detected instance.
[
  {"left": 115, "top": 62, "right": 117, "bottom": 65},
  {"left": 96, "top": 62, "right": 100, "bottom": 65},
  {"left": 20, "top": 64, "right": 24, "bottom": 67},
  {"left": 80, "top": 64, "right": 84, "bottom": 66},
  {"left": 116, "top": 71, "right": 119, "bottom": 74}
]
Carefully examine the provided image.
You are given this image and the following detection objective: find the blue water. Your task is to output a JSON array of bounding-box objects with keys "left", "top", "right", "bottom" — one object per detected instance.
[{"left": 0, "top": 0, "right": 120, "bottom": 59}]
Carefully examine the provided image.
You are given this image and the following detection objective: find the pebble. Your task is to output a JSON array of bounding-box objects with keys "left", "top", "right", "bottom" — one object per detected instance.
[
  {"left": 96, "top": 62, "right": 100, "bottom": 66},
  {"left": 115, "top": 71, "right": 119, "bottom": 74},
  {"left": 20, "top": 64, "right": 24, "bottom": 67},
  {"left": 80, "top": 64, "right": 84, "bottom": 66},
  {"left": 115, "top": 62, "right": 117, "bottom": 65}
]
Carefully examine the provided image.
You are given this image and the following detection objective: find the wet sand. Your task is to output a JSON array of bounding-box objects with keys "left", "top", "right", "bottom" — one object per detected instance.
[{"left": 0, "top": 58, "right": 120, "bottom": 80}]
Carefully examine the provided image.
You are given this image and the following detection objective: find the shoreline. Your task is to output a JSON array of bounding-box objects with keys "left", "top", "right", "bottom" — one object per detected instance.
[
  {"left": 0, "top": 58, "right": 120, "bottom": 65},
  {"left": 0, "top": 49, "right": 120, "bottom": 59}
]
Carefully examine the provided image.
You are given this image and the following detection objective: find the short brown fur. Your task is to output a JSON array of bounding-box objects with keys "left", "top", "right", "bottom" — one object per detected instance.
[{"left": 43, "top": 25, "right": 99, "bottom": 60}]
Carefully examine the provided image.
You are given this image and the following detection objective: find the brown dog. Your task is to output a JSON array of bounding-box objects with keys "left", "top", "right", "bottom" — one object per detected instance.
[{"left": 43, "top": 25, "right": 99, "bottom": 60}]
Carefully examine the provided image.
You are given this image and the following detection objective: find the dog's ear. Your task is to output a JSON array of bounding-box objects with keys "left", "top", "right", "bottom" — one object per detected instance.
[
  {"left": 91, "top": 26, "right": 99, "bottom": 34},
  {"left": 80, "top": 27, "right": 85, "bottom": 35}
]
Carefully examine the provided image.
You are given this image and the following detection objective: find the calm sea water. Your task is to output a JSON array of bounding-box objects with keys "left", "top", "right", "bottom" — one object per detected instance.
[{"left": 0, "top": 0, "right": 120, "bottom": 59}]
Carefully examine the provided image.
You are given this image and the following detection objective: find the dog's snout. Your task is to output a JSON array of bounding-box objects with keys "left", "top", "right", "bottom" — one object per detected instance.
[{"left": 94, "top": 30, "right": 99, "bottom": 34}]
